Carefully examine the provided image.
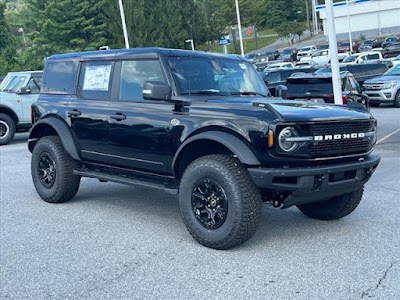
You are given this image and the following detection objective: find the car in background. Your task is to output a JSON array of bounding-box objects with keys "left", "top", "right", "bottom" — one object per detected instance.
[
  {"left": 277, "top": 48, "right": 297, "bottom": 62},
  {"left": 363, "top": 64, "right": 400, "bottom": 107},
  {"left": 0, "top": 71, "right": 43, "bottom": 145},
  {"left": 341, "top": 51, "right": 383, "bottom": 65},
  {"left": 245, "top": 53, "right": 257, "bottom": 63},
  {"left": 392, "top": 55, "right": 400, "bottom": 67},
  {"left": 359, "top": 39, "right": 381, "bottom": 52},
  {"left": 262, "top": 50, "right": 280, "bottom": 61},
  {"left": 253, "top": 54, "right": 273, "bottom": 70},
  {"left": 0, "top": 75, "right": 5, "bottom": 84},
  {"left": 316, "top": 63, "right": 388, "bottom": 86},
  {"left": 286, "top": 72, "right": 368, "bottom": 108},
  {"left": 296, "top": 45, "right": 316, "bottom": 61},
  {"left": 316, "top": 43, "right": 329, "bottom": 50},
  {"left": 382, "top": 43, "right": 400, "bottom": 59},
  {"left": 338, "top": 41, "right": 359, "bottom": 53},
  {"left": 310, "top": 49, "right": 330, "bottom": 67},
  {"left": 260, "top": 67, "right": 317, "bottom": 95},
  {"left": 295, "top": 61, "right": 316, "bottom": 68},
  {"left": 382, "top": 37, "right": 399, "bottom": 49},
  {"left": 263, "top": 62, "right": 294, "bottom": 72}
]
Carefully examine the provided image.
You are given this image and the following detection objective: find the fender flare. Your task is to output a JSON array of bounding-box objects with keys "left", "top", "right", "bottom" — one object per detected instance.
[
  {"left": 28, "top": 118, "right": 81, "bottom": 161},
  {"left": 0, "top": 105, "right": 19, "bottom": 123},
  {"left": 172, "top": 131, "right": 261, "bottom": 175}
]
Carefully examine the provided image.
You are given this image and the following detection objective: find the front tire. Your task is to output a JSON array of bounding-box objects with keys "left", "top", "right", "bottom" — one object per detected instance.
[
  {"left": 179, "top": 155, "right": 262, "bottom": 250},
  {"left": 31, "top": 136, "right": 81, "bottom": 203},
  {"left": 394, "top": 91, "right": 400, "bottom": 108},
  {"left": 297, "top": 188, "right": 364, "bottom": 220},
  {"left": 0, "top": 113, "right": 16, "bottom": 145}
]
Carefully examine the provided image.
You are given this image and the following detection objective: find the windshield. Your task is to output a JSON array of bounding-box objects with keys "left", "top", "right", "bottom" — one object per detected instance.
[
  {"left": 168, "top": 57, "right": 268, "bottom": 97},
  {"left": 301, "top": 47, "right": 312, "bottom": 51},
  {"left": 0, "top": 74, "right": 28, "bottom": 92},
  {"left": 343, "top": 56, "right": 356, "bottom": 63},
  {"left": 318, "top": 44, "right": 329, "bottom": 50},
  {"left": 384, "top": 65, "right": 400, "bottom": 76},
  {"left": 386, "top": 38, "right": 397, "bottom": 42},
  {"left": 363, "top": 40, "right": 373, "bottom": 45},
  {"left": 339, "top": 43, "right": 350, "bottom": 47}
]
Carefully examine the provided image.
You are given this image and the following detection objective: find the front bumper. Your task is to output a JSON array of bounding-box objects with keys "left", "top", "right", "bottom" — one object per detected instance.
[
  {"left": 248, "top": 155, "right": 380, "bottom": 208},
  {"left": 364, "top": 89, "right": 396, "bottom": 103}
]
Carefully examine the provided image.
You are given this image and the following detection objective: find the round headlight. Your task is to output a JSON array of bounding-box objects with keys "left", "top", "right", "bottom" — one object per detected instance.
[{"left": 278, "top": 127, "right": 299, "bottom": 152}]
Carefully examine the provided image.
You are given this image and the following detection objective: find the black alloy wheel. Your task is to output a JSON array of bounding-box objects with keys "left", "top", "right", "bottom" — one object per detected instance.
[
  {"left": 37, "top": 152, "right": 57, "bottom": 189},
  {"left": 191, "top": 178, "right": 228, "bottom": 229}
]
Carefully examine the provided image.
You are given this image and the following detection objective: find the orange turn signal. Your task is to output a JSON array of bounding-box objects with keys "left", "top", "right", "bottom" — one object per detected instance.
[{"left": 268, "top": 130, "right": 274, "bottom": 147}]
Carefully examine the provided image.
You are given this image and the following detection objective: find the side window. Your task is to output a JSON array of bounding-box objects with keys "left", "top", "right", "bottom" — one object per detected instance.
[
  {"left": 78, "top": 61, "right": 113, "bottom": 100},
  {"left": 119, "top": 60, "right": 165, "bottom": 101},
  {"left": 26, "top": 78, "right": 40, "bottom": 94},
  {"left": 43, "top": 61, "right": 78, "bottom": 94}
]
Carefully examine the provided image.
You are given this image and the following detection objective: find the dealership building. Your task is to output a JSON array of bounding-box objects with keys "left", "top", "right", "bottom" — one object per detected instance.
[{"left": 317, "top": 0, "right": 400, "bottom": 40}]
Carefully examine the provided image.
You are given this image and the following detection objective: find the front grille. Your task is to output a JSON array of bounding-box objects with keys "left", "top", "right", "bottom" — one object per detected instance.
[
  {"left": 300, "top": 120, "right": 375, "bottom": 158},
  {"left": 300, "top": 120, "right": 374, "bottom": 135},
  {"left": 309, "top": 139, "right": 371, "bottom": 156}
]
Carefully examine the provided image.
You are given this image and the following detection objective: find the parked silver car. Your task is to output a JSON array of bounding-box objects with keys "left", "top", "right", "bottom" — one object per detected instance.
[{"left": 363, "top": 64, "right": 400, "bottom": 107}]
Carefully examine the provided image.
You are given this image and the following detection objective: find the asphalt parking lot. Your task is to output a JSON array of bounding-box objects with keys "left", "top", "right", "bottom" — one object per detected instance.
[{"left": 1, "top": 106, "right": 399, "bottom": 300}]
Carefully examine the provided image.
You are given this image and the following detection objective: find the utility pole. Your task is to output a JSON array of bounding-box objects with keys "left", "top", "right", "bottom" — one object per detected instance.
[
  {"left": 306, "top": 0, "right": 311, "bottom": 35},
  {"left": 235, "top": 0, "right": 245, "bottom": 57},
  {"left": 118, "top": 0, "right": 130, "bottom": 49},
  {"left": 325, "top": 0, "right": 343, "bottom": 105},
  {"left": 346, "top": 0, "right": 353, "bottom": 52}
]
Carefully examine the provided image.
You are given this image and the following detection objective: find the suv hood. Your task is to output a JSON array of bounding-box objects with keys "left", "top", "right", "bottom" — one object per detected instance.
[
  {"left": 364, "top": 75, "right": 399, "bottom": 84},
  {"left": 206, "top": 98, "right": 371, "bottom": 122}
]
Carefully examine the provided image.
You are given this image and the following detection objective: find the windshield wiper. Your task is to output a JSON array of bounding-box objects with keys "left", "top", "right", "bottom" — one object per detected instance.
[
  {"left": 181, "top": 90, "right": 226, "bottom": 96},
  {"left": 230, "top": 91, "right": 267, "bottom": 97}
]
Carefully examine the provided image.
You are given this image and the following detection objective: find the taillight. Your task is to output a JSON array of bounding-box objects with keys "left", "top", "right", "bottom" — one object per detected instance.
[
  {"left": 31, "top": 106, "right": 34, "bottom": 124},
  {"left": 342, "top": 95, "right": 347, "bottom": 104}
]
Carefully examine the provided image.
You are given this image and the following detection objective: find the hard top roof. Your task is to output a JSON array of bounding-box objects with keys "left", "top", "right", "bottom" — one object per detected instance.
[
  {"left": 7, "top": 70, "right": 43, "bottom": 76},
  {"left": 288, "top": 72, "right": 348, "bottom": 80},
  {"left": 47, "top": 47, "right": 245, "bottom": 62}
]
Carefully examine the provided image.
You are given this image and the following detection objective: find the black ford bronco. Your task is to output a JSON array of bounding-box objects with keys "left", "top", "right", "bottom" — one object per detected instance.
[{"left": 29, "top": 48, "right": 380, "bottom": 249}]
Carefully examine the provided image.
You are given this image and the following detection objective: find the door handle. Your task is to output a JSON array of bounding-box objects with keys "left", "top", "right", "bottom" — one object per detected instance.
[
  {"left": 110, "top": 113, "right": 126, "bottom": 121},
  {"left": 67, "top": 110, "right": 81, "bottom": 117}
]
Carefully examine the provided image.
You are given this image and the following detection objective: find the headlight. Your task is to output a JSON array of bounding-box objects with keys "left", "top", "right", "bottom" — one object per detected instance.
[{"left": 278, "top": 127, "right": 299, "bottom": 152}]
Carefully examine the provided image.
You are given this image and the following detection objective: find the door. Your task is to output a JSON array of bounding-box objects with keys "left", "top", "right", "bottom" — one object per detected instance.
[
  {"left": 68, "top": 61, "right": 114, "bottom": 162},
  {"left": 19, "top": 75, "right": 41, "bottom": 123},
  {"left": 108, "top": 59, "right": 183, "bottom": 174}
]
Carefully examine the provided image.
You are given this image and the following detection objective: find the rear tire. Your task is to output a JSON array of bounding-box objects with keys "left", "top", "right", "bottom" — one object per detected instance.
[
  {"left": 297, "top": 188, "right": 364, "bottom": 220},
  {"left": 31, "top": 136, "right": 81, "bottom": 203},
  {"left": 179, "top": 155, "right": 262, "bottom": 250},
  {"left": 0, "top": 113, "right": 16, "bottom": 145}
]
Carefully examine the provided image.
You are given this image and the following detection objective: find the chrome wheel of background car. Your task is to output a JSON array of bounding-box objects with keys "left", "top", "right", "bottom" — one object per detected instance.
[
  {"left": 38, "top": 152, "right": 57, "bottom": 189},
  {"left": 191, "top": 178, "right": 228, "bottom": 229},
  {"left": 0, "top": 121, "right": 9, "bottom": 140}
]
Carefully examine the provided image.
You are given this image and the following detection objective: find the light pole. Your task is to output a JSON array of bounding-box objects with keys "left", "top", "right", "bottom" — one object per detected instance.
[
  {"left": 346, "top": 0, "right": 353, "bottom": 52},
  {"left": 185, "top": 39, "right": 195, "bottom": 51},
  {"left": 312, "top": 0, "right": 318, "bottom": 35},
  {"left": 325, "top": 0, "right": 343, "bottom": 105},
  {"left": 118, "top": 0, "right": 130, "bottom": 49},
  {"left": 235, "top": 0, "right": 244, "bottom": 57}
]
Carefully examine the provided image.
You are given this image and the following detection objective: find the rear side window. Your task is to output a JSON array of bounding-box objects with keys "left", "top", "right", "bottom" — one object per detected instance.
[
  {"left": 78, "top": 61, "right": 114, "bottom": 100},
  {"left": 42, "top": 61, "right": 78, "bottom": 94}
]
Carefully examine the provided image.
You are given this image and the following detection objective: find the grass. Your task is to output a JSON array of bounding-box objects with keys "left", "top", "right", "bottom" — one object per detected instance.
[{"left": 197, "top": 35, "right": 279, "bottom": 55}]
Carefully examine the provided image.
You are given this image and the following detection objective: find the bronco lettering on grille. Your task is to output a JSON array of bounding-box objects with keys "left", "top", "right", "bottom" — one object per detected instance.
[{"left": 314, "top": 133, "right": 365, "bottom": 141}]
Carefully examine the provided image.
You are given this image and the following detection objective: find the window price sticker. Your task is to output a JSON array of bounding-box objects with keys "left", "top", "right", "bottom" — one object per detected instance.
[{"left": 83, "top": 65, "right": 112, "bottom": 91}]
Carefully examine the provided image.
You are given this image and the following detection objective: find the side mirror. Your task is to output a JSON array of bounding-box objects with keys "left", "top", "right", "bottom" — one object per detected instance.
[
  {"left": 275, "top": 85, "right": 288, "bottom": 99},
  {"left": 17, "top": 87, "right": 31, "bottom": 95},
  {"left": 143, "top": 81, "right": 172, "bottom": 101}
]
